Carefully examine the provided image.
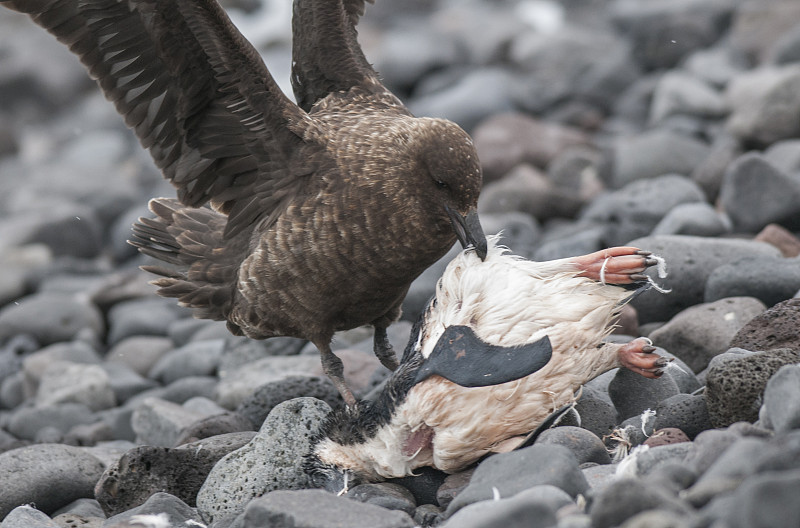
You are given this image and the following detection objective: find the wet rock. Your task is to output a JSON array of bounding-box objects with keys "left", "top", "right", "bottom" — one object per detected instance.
[
  {"left": 0, "top": 443, "right": 104, "bottom": 519},
  {"left": 706, "top": 349, "right": 800, "bottom": 427},
  {"left": 445, "top": 445, "right": 588, "bottom": 516},
  {"left": 196, "top": 397, "right": 331, "bottom": 524},
  {"left": 729, "top": 298, "right": 800, "bottom": 353},
  {"left": 649, "top": 297, "right": 766, "bottom": 373},
  {"left": 94, "top": 431, "right": 255, "bottom": 516}
]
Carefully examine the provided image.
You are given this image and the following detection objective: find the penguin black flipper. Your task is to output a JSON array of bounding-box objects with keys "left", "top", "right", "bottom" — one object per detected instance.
[{"left": 413, "top": 325, "right": 552, "bottom": 388}]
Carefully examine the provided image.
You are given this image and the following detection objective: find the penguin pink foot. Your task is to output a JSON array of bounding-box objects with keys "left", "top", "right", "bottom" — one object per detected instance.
[
  {"left": 618, "top": 337, "right": 669, "bottom": 379},
  {"left": 572, "top": 247, "right": 657, "bottom": 285}
]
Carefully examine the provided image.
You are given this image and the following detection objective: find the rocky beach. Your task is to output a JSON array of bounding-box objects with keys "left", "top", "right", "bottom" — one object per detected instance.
[{"left": 1, "top": 0, "right": 800, "bottom": 527}]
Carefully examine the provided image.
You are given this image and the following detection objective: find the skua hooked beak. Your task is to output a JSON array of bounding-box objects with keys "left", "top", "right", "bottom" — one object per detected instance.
[{"left": 446, "top": 206, "right": 487, "bottom": 260}]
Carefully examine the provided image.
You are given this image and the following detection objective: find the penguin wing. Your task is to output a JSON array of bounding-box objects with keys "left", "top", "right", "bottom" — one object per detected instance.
[{"left": 413, "top": 325, "right": 552, "bottom": 388}]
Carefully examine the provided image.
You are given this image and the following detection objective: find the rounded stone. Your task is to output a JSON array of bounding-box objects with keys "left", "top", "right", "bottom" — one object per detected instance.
[{"left": 0, "top": 443, "right": 105, "bottom": 519}]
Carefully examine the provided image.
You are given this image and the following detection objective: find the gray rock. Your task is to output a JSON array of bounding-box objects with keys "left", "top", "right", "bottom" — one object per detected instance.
[
  {"left": 763, "top": 138, "right": 800, "bottom": 174},
  {"left": 106, "top": 298, "right": 188, "bottom": 345},
  {"left": 705, "top": 255, "right": 800, "bottom": 307},
  {"left": 174, "top": 411, "right": 255, "bottom": 445},
  {"left": 147, "top": 339, "right": 225, "bottom": 385},
  {"left": 372, "top": 26, "right": 463, "bottom": 92},
  {"left": 729, "top": 1, "right": 800, "bottom": 63},
  {"left": 695, "top": 437, "right": 768, "bottom": 486},
  {"left": 589, "top": 477, "right": 692, "bottom": 528},
  {"left": 726, "top": 65, "right": 800, "bottom": 147},
  {"left": 0, "top": 293, "right": 104, "bottom": 346},
  {"left": 445, "top": 445, "right": 588, "bottom": 516},
  {"left": 196, "top": 397, "right": 331, "bottom": 524},
  {"left": 706, "top": 348, "right": 800, "bottom": 427},
  {"left": 105, "top": 336, "right": 173, "bottom": 377},
  {"left": 682, "top": 429, "right": 741, "bottom": 476},
  {"left": 347, "top": 482, "right": 416, "bottom": 516},
  {"left": 4, "top": 204, "right": 104, "bottom": 259},
  {"left": 717, "top": 468, "right": 800, "bottom": 528},
  {"left": 654, "top": 394, "right": 713, "bottom": 440},
  {"left": 579, "top": 175, "right": 705, "bottom": 247},
  {"left": 719, "top": 152, "right": 800, "bottom": 233},
  {"left": 232, "top": 489, "right": 415, "bottom": 528},
  {"left": 609, "top": 366, "right": 680, "bottom": 421},
  {"left": 573, "top": 389, "right": 617, "bottom": 439},
  {"left": 478, "top": 164, "right": 583, "bottom": 221},
  {"left": 131, "top": 397, "right": 210, "bottom": 447},
  {"left": 22, "top": 339, "right": 102, "bottom": 394},
  {"left": 36, "top": 361, "right": 116, "bottom": 411},
  {"left": 605, "top": 130, "right": 710, "bottom": 189},
  {"left": 237, "top": 375, "right": 341, "bottom": 428},
  {"left": 471, "top": 112, "right": 590, "bottom": 182},
  {"left": 618, "top": 509, "right": 695, "bottom": 528},
  {"left": 610, "top": 0, "right": 733, "bottom": 71},
  {"left": 442, "top": 485, "right": 572, "bottom": 528},
  {"left": 761, "top": 364, "right": 800, "bottom": 433},
  {"left": 649, "top": 71, "right": 727, "bottom": 124},
  {"left": 0, "top": 505, "right": 60, "bottom": 527},
  {"left": 130, "top": 376, "right": 218, "bottom": 406},
  {"left": 627, "top": 235, "right": 781, "bottom": 323},
  {"left": 100, "top": 362, "right": 158, "bottom": 404},
  {"left": 408, "top": 67, "right": 516, "bottom": 132},
  {"left": 214, "top": 355, "right": 322, "bottom": 409},
  {"left": 582, "top": 464, "right": 619, "bottom": 493},
  {"left": 101, "top": 492, "right": 203, "bottom": 528},
  {"left": 7, "top": 403, "right": 95, "bottom": 441},
  {"left": 0, "top": 443, "right": 104, "bottom": 519},
  {"left": 729, "top": 298, "right": 800, "bottom": 353},
  {"left": 95, "top": 432, "right": 255, "bottom": 516},
  {"left": 535, "top": 426, "right": 611, "bottom": 465},
  {"left": 649, "top": 297, "right": 766, "bottom": 373},
  {"left": 651, "top": 202, "right": 731, "bottom": 237},
  {"left": 532, "top": 221, "right": 606, "bottom": 262}
]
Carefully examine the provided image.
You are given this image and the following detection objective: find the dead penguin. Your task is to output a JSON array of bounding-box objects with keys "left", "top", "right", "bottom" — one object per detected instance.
[
  {"left": 1, "top": 0, "right": 487, "bottom": 406},
  {"left": 305, "top": 237, "right": 669, "bottom": 492}
]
